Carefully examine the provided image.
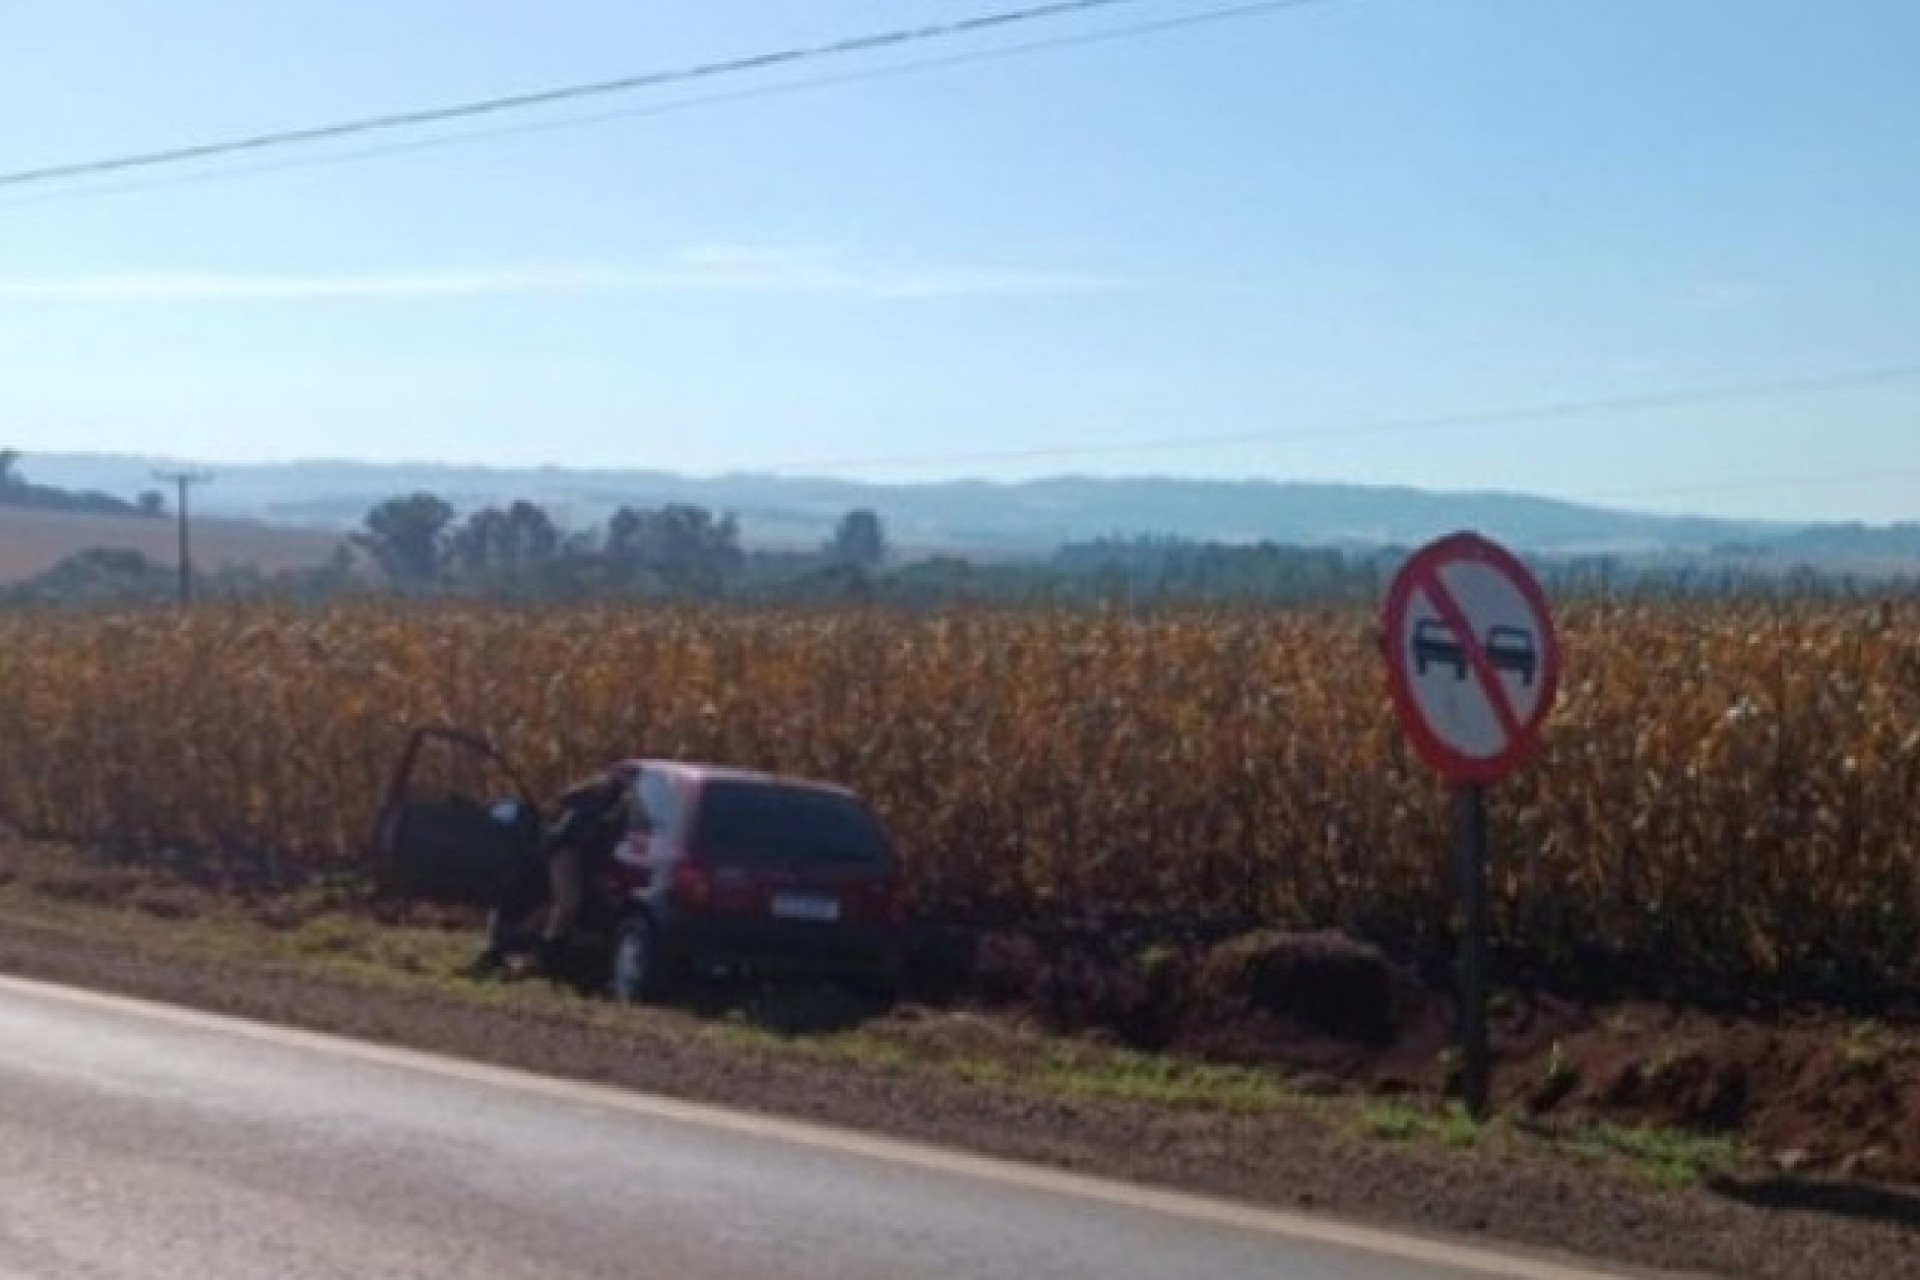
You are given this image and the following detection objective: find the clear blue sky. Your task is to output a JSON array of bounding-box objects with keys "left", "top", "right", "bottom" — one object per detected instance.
[{"left": 3, "top": 1, "right": 1917, "bottom": 520}]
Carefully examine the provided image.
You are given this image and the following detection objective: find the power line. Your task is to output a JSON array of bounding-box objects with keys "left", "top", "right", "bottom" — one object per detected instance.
[
  {"left": 0, "top": 0, "right": 1331, "bottom": 194},
  {"left": 753, "top": 361, "right": 1920, "bottom": 473},
  {"left": 0, "top": 0, "right": 1326, "bottom": 212}
]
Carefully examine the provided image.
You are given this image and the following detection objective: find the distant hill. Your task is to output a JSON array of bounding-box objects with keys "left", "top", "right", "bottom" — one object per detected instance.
[
  {"left": 0, "top": 451, "right": 146, "bottom": 519},
  {"left": 0, "top": 506, "right": 344, "bottom": 586},
  {"left": 18, "top": 452, "right": 1917, "bottom": 569}
]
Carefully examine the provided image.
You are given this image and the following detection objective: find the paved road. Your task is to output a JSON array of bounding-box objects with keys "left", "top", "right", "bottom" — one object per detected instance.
[{"left": 0, "top": 976, "right": 1629, "bottom": 1280}]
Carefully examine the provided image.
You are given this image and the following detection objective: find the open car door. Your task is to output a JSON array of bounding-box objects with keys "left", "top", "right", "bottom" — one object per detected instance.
[{"left": 369, "top": 726, "right": 543, "bottom": 908}]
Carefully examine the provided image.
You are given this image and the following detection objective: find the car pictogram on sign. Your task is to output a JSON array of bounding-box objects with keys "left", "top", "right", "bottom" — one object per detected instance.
[
  {"left": 1414, "top": 619, "right": 1538, "bottom": 687},
  {"left": 1484, "top": 624, "right": 1538, "bottom": 687},
  {"left": 1412, "top": 617, "right": 1470, "bottom": 680}
]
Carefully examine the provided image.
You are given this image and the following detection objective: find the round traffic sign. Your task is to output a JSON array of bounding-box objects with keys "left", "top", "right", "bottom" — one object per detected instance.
[{"left": 1382, "top": 531, "right": 1561, "bottom": 784}]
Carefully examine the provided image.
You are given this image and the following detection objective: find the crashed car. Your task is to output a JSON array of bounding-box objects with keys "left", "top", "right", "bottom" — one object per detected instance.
[{"left": 370, "top": 727, "right": 912, "bottom": 1003}]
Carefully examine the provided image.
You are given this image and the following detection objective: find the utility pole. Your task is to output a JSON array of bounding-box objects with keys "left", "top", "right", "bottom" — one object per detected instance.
[{"left": 151, "top": 470, "right": 212, "bottom": 605}]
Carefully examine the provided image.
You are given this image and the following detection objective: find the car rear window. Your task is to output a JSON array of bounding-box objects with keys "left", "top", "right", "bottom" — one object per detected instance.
[{"left": 691, "top": 781, "right": 894, "bottom": 868}]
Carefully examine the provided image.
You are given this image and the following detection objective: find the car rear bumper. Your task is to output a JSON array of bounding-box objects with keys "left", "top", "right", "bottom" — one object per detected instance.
[{"left": 660, "top": 910, "right": 905, "bottom": 979}]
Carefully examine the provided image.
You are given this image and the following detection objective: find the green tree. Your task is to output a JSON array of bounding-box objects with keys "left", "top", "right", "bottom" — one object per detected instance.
[
  {"left": 604, "top": 503, "right": 743, "bottom": 595},
  {"left": 7, "top": 548, "right": 171, "bottom": 605},
  {"left": 448, "top": 500, "right": 560, "bottom": 581},
  {"left": 354, "top": 492, "right": 456, "bottom": 587},
  {"left": 0, "top": 450, "right": 19, "bottom": 487},
  {"left": 826, "top": 508, "right": 887, "bottom": 573}
]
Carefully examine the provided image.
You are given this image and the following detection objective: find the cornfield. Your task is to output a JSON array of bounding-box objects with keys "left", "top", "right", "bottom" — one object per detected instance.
[{"left": 3, "top": 599, "right": 1919, "bottom": 1003}]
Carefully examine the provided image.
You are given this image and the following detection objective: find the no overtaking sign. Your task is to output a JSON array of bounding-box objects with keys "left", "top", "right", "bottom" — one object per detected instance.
[
  {"left": 1380, "top": 530, "right": 1561, "bottom": 1119},
  {"left": 1383, "top": 532, "right": 1561, "bottom": 785}
]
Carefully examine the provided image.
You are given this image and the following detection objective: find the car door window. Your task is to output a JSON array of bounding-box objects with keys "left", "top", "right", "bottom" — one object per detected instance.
[{"left": 633, "top": 770, "right": 681, "bottom": 840}]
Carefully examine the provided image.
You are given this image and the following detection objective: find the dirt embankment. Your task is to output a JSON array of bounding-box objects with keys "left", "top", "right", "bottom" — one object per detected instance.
[{"left": 956, "top": 923, "right": 1920, "bottom": 1188}]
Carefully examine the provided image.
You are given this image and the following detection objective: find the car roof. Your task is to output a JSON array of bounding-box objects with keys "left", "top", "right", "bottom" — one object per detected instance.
[{"left": 616, "top": 758, "right": 859, "bottom": 798}]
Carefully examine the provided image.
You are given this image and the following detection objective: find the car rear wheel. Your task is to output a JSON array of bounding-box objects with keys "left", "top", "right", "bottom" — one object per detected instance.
[{"left": 609, "top": 915, "right": 673, "bottom": 1005}]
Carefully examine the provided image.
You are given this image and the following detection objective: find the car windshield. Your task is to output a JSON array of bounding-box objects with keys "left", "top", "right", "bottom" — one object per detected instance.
[{"left": 691, "top": 781, "right": 894, "bottom": 868}]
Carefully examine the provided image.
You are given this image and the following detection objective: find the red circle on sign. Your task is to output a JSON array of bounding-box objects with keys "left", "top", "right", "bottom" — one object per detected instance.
[{"left": 1382, "top": 531, "right": 1561, "bottom": 785}]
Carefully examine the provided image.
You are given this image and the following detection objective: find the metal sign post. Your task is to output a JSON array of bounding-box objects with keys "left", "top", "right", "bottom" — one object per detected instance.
[
  {"left": 1382, "top": 531, "right": 1560, "bottom": 1121},
  {"left": 1454, "top": 783, "right": 1491, "bottom": 1118}
]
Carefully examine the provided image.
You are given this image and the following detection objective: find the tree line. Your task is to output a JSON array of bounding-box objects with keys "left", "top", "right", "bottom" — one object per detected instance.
[
  {"left": 0, "top": 451, "right": 166, "bottom": 518},
  {"left": 3, "top": 475, "right": 1914, "bottom": 609},
  {"left": 349, "top": 492, "right": 886, "bottom": 597}
]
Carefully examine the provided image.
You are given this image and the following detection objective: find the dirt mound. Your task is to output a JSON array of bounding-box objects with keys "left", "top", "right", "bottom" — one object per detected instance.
[
  {"left": 1190, "top": 929, "right": 1404, "bottom": 1045},
  {"left": 958, "top": 924, "right": 1449, "bottom": 1076},
  {"left": 965, "top": 928, "right": 1175, "bottom": 1046},
  {"left": 1523, "top": 1011, "right": 1920, "bottom": 1184}
]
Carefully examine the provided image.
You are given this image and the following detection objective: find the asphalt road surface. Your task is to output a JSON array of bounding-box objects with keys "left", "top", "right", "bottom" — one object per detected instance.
[{"left": 0, "top": 976, "right": 1634, "bottom": 1280}]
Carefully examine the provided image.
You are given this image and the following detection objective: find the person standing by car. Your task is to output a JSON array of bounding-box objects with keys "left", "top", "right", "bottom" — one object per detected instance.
[
  {"left": 533, "top": 764, "right": 637, "bottom": 973},
  {"left": 469, "top": 763, "right": 636, "bottom": 978}
]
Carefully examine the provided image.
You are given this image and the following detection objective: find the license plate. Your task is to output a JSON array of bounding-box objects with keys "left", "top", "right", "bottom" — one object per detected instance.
[{"left": 770, "top": 893, "right": 840, "bottom": 922}]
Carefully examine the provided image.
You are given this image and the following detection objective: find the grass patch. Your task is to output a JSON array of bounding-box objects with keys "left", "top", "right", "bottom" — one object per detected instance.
[
  {"left": 701, "top": 1018, "right": 918, "bottom": 1073},
  {"left": 1556, "top": 1123, "right": 1738, "bottom": 1189},
  {"left": 1036, "top": 1044, "right": 1304, "bottom": 1112},
  {"left": 1360, "top": 1099, "right": 1483, "bottom": 1150},
  {"left": 1354, "top": 1099, "right": 1737, "bottom": 1188},
  {"left": 1841, "top": 1020, "right": 1908, "bottom": 1078}
]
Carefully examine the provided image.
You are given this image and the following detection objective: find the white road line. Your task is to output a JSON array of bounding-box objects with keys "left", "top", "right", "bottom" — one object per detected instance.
[{"left": 0, "top": 973, "right": 1642, "bottom": 1280}]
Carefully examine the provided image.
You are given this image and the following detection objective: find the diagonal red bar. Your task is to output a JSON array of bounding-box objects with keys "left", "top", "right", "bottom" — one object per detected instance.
[{"left": 1413, "top": 562, "right": 1526, "bottom": 751}]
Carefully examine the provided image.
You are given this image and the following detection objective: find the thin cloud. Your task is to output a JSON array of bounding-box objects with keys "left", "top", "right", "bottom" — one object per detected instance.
[{"left": 0, "top": 247, "right": 1130, "bottom": 304}]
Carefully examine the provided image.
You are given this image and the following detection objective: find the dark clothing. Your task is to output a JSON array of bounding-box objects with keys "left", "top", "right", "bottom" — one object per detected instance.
[
  {"left": 544, "top": 774, "right": 633, "bottom": 860},
  {"left": 538, "top": 773, "right": 632, "bottom": 926},
  {"left": 473, "top": 769, "right": 633, "bottom": 973},
  {"left": 543, "top": 842, "right": 584, "bottom": 942}
]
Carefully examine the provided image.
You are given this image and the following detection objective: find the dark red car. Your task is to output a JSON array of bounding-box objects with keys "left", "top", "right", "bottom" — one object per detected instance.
[
  {"left": 602, "top": 760, "right": 912, "bottom": 1002},
  {"left": 371, "top": 729, "right": 911, "bottom": 1003}
]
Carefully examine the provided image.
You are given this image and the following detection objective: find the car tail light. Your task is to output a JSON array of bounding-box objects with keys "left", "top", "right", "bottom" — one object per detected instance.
[{"left": 670, "top": 859, "right": 713, "bottom": 909}]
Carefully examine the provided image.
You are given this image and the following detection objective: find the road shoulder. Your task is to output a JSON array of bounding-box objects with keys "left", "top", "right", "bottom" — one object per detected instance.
[{"left": 0, "top": 879, "right": 1912, "bottom": 1280}]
